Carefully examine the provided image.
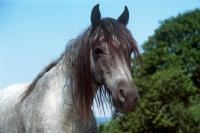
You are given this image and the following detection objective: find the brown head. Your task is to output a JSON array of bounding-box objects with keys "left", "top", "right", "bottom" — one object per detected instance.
[
  {"left": 89, "top": 4, "right": 142, "bottom": 113},
  {"left": 67, "top": 4, "right": 142, "bottom": 118}
]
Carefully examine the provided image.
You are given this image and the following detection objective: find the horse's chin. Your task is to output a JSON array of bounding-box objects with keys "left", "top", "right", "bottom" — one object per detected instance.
[
  {"left": 116, "top": 106, "right": 136, "bottom": 113},
  {"left": 113, "top": 99, "right": 137, "bottom": 113}
]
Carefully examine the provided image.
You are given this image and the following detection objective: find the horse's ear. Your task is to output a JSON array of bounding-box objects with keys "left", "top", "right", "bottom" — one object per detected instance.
[
  {"left": 117, "top": 6, "right": 129, "bottom": 26},
  {"left": 91, "top": 4, "right": 101, "bottom": 29}
]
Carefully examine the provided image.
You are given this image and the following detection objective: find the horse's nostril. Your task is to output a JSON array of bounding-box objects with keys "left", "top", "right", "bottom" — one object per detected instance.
[
  {"left": 118, "top": 89, "right": 126, "bottom": 104},
  {"left": 119, "top": 90, "right": 125, "bottom": 97}
]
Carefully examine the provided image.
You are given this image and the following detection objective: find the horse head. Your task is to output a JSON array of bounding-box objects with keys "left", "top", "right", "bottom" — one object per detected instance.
[{"left": 90, "top": 4, "right": 141, "bottom": 113}]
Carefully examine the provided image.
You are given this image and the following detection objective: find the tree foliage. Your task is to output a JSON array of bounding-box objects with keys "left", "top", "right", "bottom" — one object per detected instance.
[{"left": 100, "top": 9, "right": 200, "bottom": 133}]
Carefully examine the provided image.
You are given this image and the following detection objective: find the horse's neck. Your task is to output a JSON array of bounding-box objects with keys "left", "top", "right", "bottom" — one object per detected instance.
[
  {"left": 21, "top": 39, "right": 99, "bottom": 131},
  {"left": 24, "top": 42, "right": 98, "bottom": 115},
  {"left": 21, "top": 59, "right": 95, "bottom": 131}
]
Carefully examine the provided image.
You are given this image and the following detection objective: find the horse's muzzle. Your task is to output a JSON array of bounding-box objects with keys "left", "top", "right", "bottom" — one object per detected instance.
[{"left": 112, "top": 80, "right": 139, "bottom": 112}]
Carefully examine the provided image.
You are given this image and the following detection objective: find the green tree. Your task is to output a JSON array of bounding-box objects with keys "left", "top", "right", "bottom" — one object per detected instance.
[{"left": 100, "top": 9, "right": 200, "bottom": 133}]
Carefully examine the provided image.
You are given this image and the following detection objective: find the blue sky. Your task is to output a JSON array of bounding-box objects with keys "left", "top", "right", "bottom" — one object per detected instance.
[{"left": 0, "top": 0, "right": 200, "bottom": 117}]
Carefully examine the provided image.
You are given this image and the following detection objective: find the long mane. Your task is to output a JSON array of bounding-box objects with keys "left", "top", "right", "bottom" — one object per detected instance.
[{"left": 21, "top": 18, "right": 142, "bottom": 119}]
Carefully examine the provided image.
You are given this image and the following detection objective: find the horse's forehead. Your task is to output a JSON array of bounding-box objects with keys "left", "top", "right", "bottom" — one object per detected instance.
[
  {"left": 99, "top": 35, "right": 121, "bottom": 48},
  {"left": 94, "top": 30, "right": 119, "bottom": 44},
  {"left": 111, "top": 36, "right": 121, "bottom": 46}
]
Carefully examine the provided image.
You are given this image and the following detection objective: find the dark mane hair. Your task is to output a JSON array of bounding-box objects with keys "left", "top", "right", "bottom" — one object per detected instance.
[{"left": 21, "top": 18, "right": 142, "bottom": 119}]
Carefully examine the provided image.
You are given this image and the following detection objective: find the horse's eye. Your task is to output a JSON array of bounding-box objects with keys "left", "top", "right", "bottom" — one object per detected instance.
[{"left": 94, "top": 47, "right": 104, "bottom": 55}]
